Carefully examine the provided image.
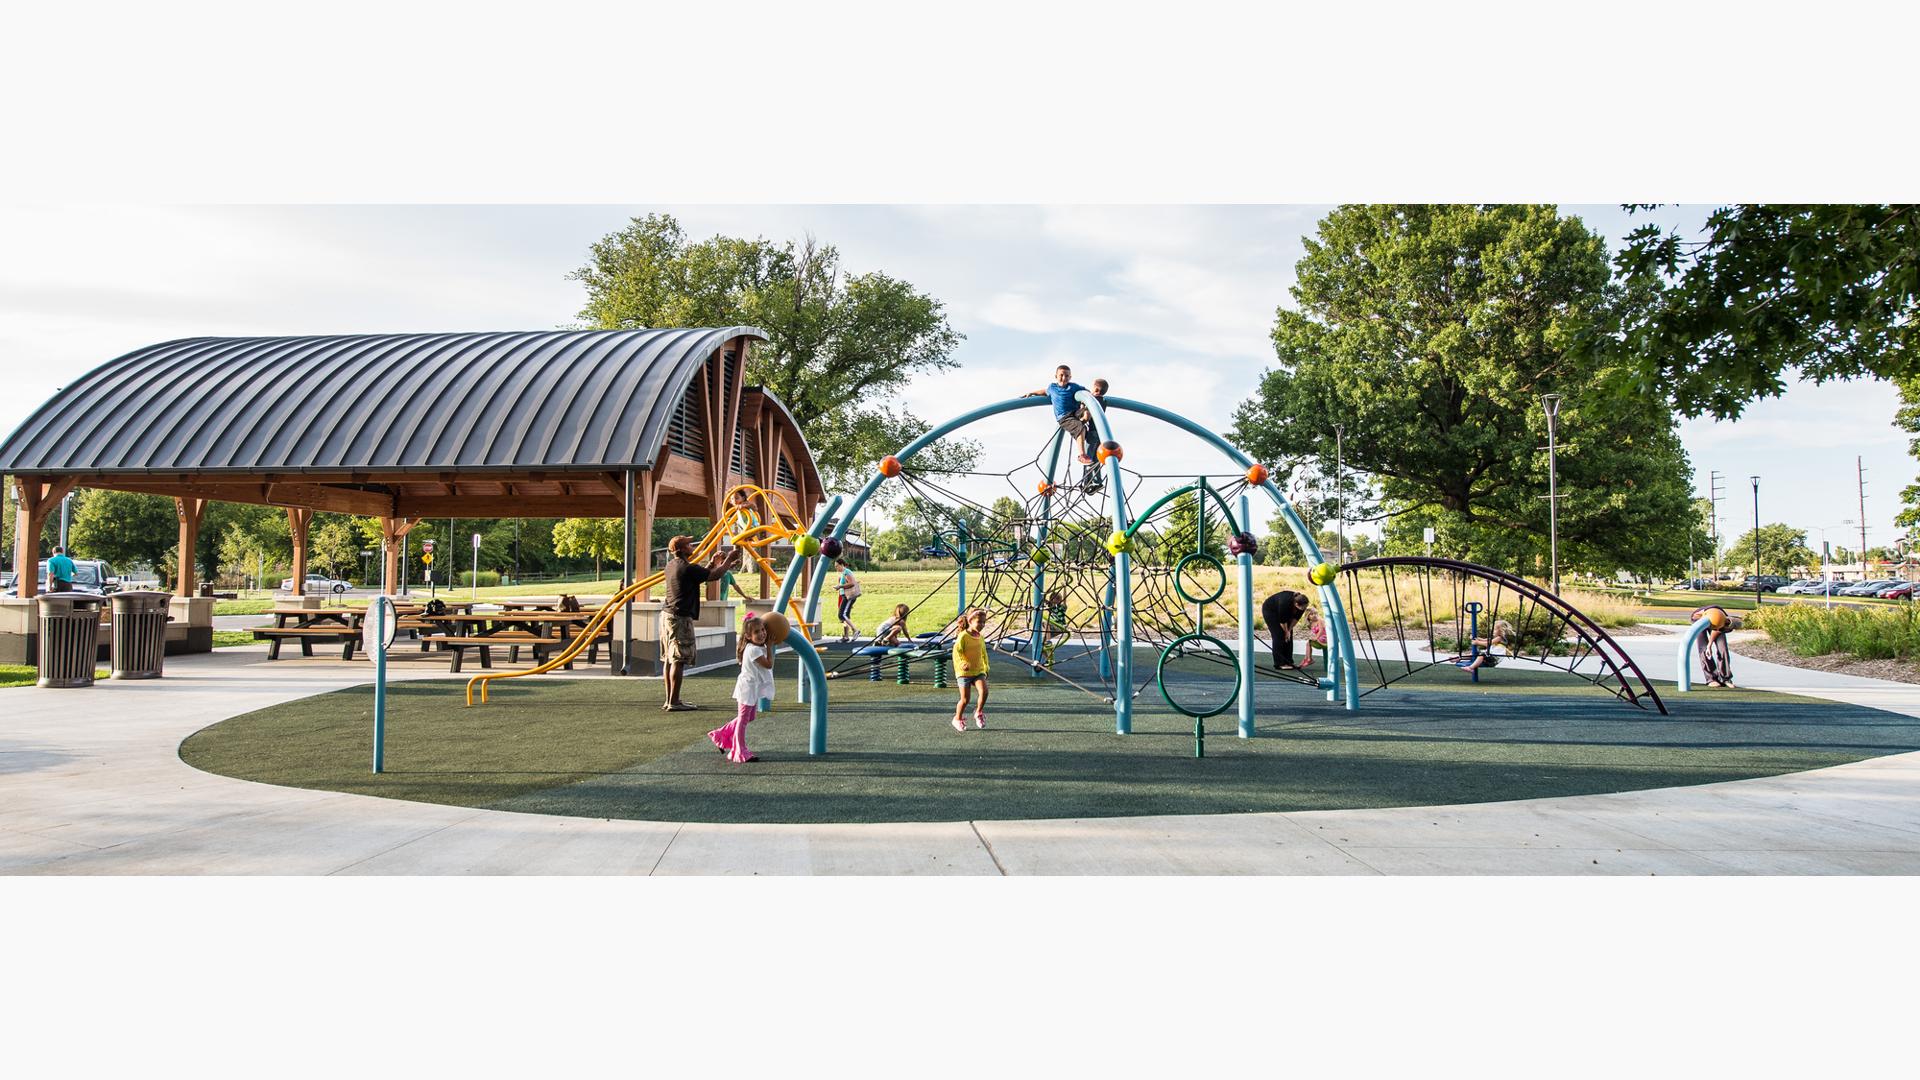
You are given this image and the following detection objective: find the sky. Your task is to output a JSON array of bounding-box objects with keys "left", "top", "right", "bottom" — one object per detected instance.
[{"left": 0, "top": 204, "right": 1908, "bottom": 556}]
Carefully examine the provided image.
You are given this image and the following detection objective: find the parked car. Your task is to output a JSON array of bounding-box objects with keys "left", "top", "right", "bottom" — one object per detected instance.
[
  {"left": 1840, "top": 579, "right": 1899, "bottom": 596},
  {"left": 280, "top": 574, "right": 353, "bottom": 594},
  {"left": 1739, "top": 575, "right": 1792, "bottom": 593},
  {"left": 1879, "top": 582, "right": 1920, "bottom": 599},
  {"left": 1774, "top": 579, "right": 1812, "bottom": 595},
  {"left": 1, "top": 558, "right": 119, "bottom": 596},
  {"left": 1672, "top": 578, "right": 1714, "bottom": 591}
]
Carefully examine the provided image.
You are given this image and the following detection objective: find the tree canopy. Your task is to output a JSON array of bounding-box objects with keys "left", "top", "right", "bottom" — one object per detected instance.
[
  {"left": 1725, "top": 523, "right": 1817, "bottom": 577},
  {"left": 1232, "top": 204, "right": 1701, "bottom": 579},
  {"left": 1602, "top": 204, "right": 1918, "bottom": 419},
  {"left": 571, "top": 214, "right": 976, "bottom": 494}
]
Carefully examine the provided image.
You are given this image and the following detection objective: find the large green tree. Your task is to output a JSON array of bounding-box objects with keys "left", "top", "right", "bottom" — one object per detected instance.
[
  {"left": 67, "top": 489, "right": 178, "bottom": 576},
  {"left": 1603, "top": 204, "right": 1919, "bottom": 420},
  {"left": 551, "top": 518, "right": 623, "bottom": 581},
  {"left": 571, "top": 214, "right": 976, "bottom": 494},
  {"left": 1233, "top": 204, "right": 1700, "bottom": 579},
  {"left": 1725, "top": 524, "right": 1817, "bottom": 577}
]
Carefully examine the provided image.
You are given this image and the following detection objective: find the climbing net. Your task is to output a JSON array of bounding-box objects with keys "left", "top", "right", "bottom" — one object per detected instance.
[{"left": 825, "top": 430, "right": 1327, "bottom": 712}]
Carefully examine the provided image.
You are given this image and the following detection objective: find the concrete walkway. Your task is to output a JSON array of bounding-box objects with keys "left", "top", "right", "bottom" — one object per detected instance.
[{"left": 5, "top": 632, "right": 1920, "bottom": 874}]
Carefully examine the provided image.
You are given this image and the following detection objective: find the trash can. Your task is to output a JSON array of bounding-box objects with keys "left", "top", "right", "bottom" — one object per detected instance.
[
  {"left": 109, "top": 591, "right": 174, "bottom": 679},
  {"left": 37, "top": 594, "right": 105, "bottom": 688}
]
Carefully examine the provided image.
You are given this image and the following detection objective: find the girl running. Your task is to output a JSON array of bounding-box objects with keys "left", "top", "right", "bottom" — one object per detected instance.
[{"left": 952, "top": 609, "right": 991, "bottom": 732}]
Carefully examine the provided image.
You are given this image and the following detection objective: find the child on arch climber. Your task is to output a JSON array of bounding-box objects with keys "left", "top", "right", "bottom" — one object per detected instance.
[{"left": 1021, "top": 365, "right": 1105, "bottom": 472}]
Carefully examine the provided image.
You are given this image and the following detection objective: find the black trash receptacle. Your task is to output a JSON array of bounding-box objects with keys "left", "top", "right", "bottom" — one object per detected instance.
[
  {"left": 109, "top": 591, "right": 174, "bottom": 679},
  {"left": 37, "top": 594, "right": 104, "bottom": 688}
]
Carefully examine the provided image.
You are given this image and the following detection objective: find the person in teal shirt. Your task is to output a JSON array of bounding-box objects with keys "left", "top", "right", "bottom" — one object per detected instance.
[{"left": 47, "top": 546, "right": 76, "bottom": 592}]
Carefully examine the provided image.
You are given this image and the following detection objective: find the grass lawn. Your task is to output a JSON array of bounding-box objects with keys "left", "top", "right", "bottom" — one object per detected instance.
[
  {"left": 178, "top": 662, "right": 1919, "bottom": 824},
  {"left": 212, "top": 630, "right": 258, "bottom": 648},
  {"left": 212, "top": 599, "right": 278, "bottom": 615}
]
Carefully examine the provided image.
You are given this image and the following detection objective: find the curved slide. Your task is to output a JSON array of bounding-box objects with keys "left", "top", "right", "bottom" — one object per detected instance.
[{"left": 465, "top": 486, "right": 811, "bottom": 705}]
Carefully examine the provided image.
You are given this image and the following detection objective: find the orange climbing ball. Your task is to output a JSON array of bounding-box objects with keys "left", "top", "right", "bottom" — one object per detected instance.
[
  {"left": 879, "top": 455, "right": 903, "bottom": 477},
  {"left": 1097, "top": 440, "right": 1123, "bottom": 463},
  {"left": 1246, "top": 463, "right": 1270, "bottom": 486},
  {"left": 1037, "top": 481, "right": 1056, "bottom": 497},
  {"left": 760, "top": 611, "right": 792, "bottom": 645}
]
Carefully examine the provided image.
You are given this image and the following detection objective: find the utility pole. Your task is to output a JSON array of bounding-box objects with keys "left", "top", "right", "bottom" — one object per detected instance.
[
  {"left": 1541, "top": 394, "right": 1564, "bottom": 593},
  {"left": 1751, "top": 476, "right": 1762, "bottom": 607},
  {"left": 1333, "top": 424, "right": 1345, "bottom": 563},
  {"left": 1858, "top": 456, "right": 1869, "bottom": 570},
  {"left": 1708, "top": 470, "right": 1725, "bottom": 581}
]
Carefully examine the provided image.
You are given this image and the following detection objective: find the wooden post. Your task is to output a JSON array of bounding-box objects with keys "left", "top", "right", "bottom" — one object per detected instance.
[
  {"left": 380, "top": 517, "right": 417, "bottom": 594},
  {"left": 11, "top": 477, "right": 77, "bottom": 600},
  {"left": 287, "top": 507, "right": 312, "bottom": 596},
  {"left": 175, "top": 496, "right": 207, "bottom": 597},
  {"left": 638, "top": 472, "right": 659, "bottom": 601}
]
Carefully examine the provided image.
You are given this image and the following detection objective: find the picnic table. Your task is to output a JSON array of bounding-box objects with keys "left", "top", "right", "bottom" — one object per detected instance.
[
  {"left": 413, "top": 610, "right": 610, "bottom": 673},
  {"left": 253, "top": 607, "right": 366, "bottom": 659}
]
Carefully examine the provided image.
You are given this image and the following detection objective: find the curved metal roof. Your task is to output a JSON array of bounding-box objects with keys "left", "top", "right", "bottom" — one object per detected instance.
[{"left": 0, "top": 328, "right": 767, "bottom": 474}]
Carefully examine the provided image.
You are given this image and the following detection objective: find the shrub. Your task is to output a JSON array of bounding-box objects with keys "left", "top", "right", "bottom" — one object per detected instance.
[
  {"left": 458, "top": 570, "right": 502, "bottom": 588},
  {"left": 1751, "top": 603, "right": 1920, "bottom": 660}
]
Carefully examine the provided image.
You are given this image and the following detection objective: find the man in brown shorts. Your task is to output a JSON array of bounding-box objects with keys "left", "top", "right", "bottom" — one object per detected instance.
[{"left": 661, "top": 534, "right": 742, "bottom": 711}]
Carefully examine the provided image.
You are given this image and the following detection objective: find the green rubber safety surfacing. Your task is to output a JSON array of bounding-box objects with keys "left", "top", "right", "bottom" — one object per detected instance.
[{"left": 177, "top": 663, "right": 1920, "bottom": 825}]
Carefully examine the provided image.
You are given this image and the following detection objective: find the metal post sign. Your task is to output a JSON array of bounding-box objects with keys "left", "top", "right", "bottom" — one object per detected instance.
[{"left": 366, "top": 596, "right": 397, "bottom": 773}]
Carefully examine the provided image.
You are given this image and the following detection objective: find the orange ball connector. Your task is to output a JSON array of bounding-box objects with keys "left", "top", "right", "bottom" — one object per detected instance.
[
  {"left": 1246, "top": 463, "right": 1270, "bottom": 485},
  {"left": 1097, "top": 440, "right": 1123, "bottom": 464},
  {"left": 879, "top": 455, "right": 903, "bottom": 477}
]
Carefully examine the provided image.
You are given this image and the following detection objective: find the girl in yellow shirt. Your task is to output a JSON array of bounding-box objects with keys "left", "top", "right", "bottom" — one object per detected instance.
[{"left": 952, "top": 609, "right": 991, "bottom": 732}]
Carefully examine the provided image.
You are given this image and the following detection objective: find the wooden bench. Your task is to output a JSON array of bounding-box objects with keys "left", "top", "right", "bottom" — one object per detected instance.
[{"left": 252, "top": 625, "right": 359, "bottom": 660}]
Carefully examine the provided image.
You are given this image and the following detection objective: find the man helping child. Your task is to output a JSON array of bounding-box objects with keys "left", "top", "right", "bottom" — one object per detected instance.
[{"left": 1022, "top": 365, "right": 1106, "bottom": 488}]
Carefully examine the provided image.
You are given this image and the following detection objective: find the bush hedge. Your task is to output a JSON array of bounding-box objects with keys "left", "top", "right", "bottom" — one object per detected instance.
[
  {"left": 1751, "top": 603, "right": 1920, "bottom": 661},
  {"left": 457, "top": 570, "right": 503, "bottom": 588}
]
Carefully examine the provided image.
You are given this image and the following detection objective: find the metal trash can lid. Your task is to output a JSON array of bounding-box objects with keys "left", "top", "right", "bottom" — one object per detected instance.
[
  {"left": 109, "top": 590, "right": 175, "bottom": 614},
  {"left": 37, "top": 594, "right": 105, "bottom": 614}
]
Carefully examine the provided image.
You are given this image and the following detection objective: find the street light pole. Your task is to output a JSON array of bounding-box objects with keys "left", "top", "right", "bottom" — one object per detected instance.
[
  {"left": 1541, "top": 394, "right": 1564, "bottom": 594},
  {"left": 1333, "top": 423, "right": 1345, "bottom": 563},
  {"left": 1750, "top": 476, "right": 1762, "bottom": 608}
]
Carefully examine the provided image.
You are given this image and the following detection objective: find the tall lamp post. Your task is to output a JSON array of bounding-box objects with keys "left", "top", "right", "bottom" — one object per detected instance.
[
  {"left": 1333, "top": 423, "right": 1346, "bottom": 563},
  {"left": 1540, "top": 393, "right": 1564, "bottom": 593},
  {"left": 1750, "top": 476, "right": 1762, "bottom": 608}
]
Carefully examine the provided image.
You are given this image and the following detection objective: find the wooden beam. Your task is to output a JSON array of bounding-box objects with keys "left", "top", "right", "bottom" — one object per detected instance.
[
  {"left": 286, "top": 507, "right": 313, "bottom": 595},
  {"left": 394, "top": 496, "right": 624, "bottom": 518},
  {"left": 9, "top": 476, "right": 75, "bottom": 599},
  {"left": 380, "top": 517, "right": 418, "bottom": 594},
  {"left": 638, "top": 470, "right": 657, "bottom": 601},
  {"left": 175, "top": 496, "right": 207, "bottom": 596}
]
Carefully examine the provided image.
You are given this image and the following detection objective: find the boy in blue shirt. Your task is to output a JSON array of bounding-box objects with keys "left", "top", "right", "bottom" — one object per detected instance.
[{"left": 1022, "top": 365, "right": 1097, "bottom": 465}]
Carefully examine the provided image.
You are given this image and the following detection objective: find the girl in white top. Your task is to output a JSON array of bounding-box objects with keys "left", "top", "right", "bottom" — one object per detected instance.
[{"left": 709, "top": 615, "right": 774, "bottom": 763}]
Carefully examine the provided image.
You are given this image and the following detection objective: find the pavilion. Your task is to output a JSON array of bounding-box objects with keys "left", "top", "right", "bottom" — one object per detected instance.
[{"left": 0, "top": 327, "right": 821, "bottom": 659}]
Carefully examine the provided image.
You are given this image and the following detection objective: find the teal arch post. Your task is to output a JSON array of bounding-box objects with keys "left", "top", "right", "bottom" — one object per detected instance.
[
  {"left": 1074, "top": 391, "right": 1133, "bottom": 733},
  {"left": 1236, "top": 493, "right": 1256, "bottom": 738},
  {"left": 1675, "top": 613, "right": 1714, "bottom": 692},
  {"left": 785, "top": 631, "right": 830, "bottom": 755},
  {"left": 772, "top": 495, "right": 840, "bottom": 710}
]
